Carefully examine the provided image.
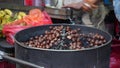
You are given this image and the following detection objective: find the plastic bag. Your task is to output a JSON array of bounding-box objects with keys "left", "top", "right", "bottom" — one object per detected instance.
[
  {"left": 28, "top": 11, "right": 52, "bottom": 26},
  {"left": 2, "top": 25, "right": 30, "bottom": 45}
]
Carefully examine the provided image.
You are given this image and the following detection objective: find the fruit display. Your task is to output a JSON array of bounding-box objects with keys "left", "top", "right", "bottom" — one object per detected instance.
[
  {"left": 0, "top": 9, "right": 26, "bottom": 26},
  {"left": 2, "top": 8, "right": 52, "bottom": 45},
  {"left": 0, "top": 9, "right": 26, "bottom": 37}
]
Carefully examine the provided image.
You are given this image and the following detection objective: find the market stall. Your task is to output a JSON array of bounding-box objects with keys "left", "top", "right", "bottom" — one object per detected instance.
[{"left": 0, "top": 0, "right": 120, "bottom": 68}]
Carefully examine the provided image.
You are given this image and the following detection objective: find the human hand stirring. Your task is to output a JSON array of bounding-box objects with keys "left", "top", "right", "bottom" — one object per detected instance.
[{"left": 63, "top": 0, "right": 99, "bottom": 11}]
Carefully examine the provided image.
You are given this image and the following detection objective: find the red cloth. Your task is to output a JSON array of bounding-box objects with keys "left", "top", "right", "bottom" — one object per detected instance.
[
  {"left": 110, "top": 14, "right": 120, "bottom": 68},
  {"left": 115, "top": 19, "right": 120, "bottom": 35},
  {"left": 110, "top": 47, "right": 120, "bottom": 68},
  {"left": 0, "top": 61, "right": 15, "bottom": 68}
]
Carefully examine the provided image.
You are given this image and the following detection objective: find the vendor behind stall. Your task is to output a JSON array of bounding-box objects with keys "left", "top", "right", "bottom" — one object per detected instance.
[
  {"left": 64, "top": 1, "right": 120, "bottom": 68},
  {"left": 63, "top": 0, "right": 110, "bottom": 31},
  {"left": 63, "top": 0, "right": 120, "bottom": 36}
]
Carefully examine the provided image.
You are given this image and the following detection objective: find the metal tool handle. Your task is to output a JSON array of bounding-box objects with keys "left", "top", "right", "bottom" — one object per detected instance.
[
  {"left": 0, "top": 51, "right": 44, "bottom": 68},
  {"left": 67, "top": 8, "right": 75, "bottom": 24}
]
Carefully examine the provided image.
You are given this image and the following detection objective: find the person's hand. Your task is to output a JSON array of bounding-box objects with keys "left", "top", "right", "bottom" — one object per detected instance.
[
  {"left": 82, "top": 0, "right": 98, "bottom": 11},
  {"left": 63, "top": 2, "right": 84, "bottom": 10},
  {"left": 63, "top": 0, "right": 98, "bottom": 11}
]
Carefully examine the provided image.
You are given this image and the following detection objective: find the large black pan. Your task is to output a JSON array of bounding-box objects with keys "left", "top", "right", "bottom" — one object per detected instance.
[{"left": 14, "top": 24, "right": 112, "bottom": 68}]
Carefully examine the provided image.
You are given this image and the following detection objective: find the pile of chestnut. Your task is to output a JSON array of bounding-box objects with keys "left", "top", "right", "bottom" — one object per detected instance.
[{"left": 22, "top": 26, "right": 107, "bottom": 50}]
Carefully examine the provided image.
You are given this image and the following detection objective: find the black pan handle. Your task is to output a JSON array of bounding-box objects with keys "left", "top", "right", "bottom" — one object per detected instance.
[{"left": 0, "top": 53, "right": 44, "bottom": 68}]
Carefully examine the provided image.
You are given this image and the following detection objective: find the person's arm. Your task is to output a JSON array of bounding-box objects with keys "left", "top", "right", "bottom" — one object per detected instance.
[{"left": 63, "top": 0, "right": 101, "bottom": 11}]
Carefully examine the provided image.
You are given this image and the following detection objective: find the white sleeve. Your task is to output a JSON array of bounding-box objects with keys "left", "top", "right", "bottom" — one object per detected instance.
[
  {"left": 113, "top": 0, "right": 120, "bottom": 22},
  {"left": 63, "top": 0, "right": 83, "bottom": 6}
]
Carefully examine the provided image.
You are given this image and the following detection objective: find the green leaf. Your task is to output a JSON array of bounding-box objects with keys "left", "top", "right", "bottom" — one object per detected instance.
[{"left": 0, "top": 25, "right": 3, "bottom": 30}]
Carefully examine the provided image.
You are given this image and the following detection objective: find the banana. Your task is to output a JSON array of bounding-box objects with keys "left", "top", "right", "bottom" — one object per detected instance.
[
  {"left": 18, "top": 12, "right": 26, "bottom": 17},
  {"left": 17, "top": 15, "right": 22, "bottom": 20},
  {"left": 4, "top": 9, "right": 12, "bottom": 16},
  {"left": 1, "top": 19, "right": 7, "bottom": 25},
  {"left": 4, "top": 15, "right": 11, "bottom": 19},
  {"left": 0, "top": 10, "right": 5, "bottom": 18},
  {"left": 16, "top": 12, "right": 26, "bottom": 20},
  {"left": 1, "top": 15, "right": 11, "bottom": 25}
]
